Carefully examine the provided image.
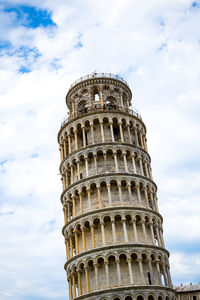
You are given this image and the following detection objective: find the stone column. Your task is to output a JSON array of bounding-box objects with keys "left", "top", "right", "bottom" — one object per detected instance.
[
  {"left": 149, "top": 189, "right": 155, "bottom": 210},
  {"left": 81, "top": 227, "right": 86, "bottom": 251},
  {"left": 94, "top": 154, "right": 98, "bottom": 175},
  {"left": 144, "top": 137, "right": 148, "bottom": 152},
  {"left": 90, "top": 123, "right": 95, "bottom": 144},
  {"left": 136, "top": 184, "right": 142, "bottom": 206},
  {"left": 63, "top": 139, "right": 67, "bottom": 158},
  {"left": 99, "top": 121, "right": 105, "bottom": 142},
  {"left": 67, "top": 202, "right": 71, "bottom": 222},
  {"left": 155, "top": 225, "right": 161, "bottom": 246},
  {"left": 127, "top": 183, "right": 132, "bottom": 202},
  {"left": 144, "top": 160, "right": 149, "bottom": 177},
  {"left": 86, "top": 187, "right": 91, "bottom": 210},
  {"left": 138, "top": 259, "right": 145, "bottom": 284},
  {"left": 68, "top": 276, "right": 73, "bottom": 300},
  {"left": 127, "top": 123, "right": 132, "bottom": 143},
  {"left": 77, "top": 160, "right": 80, "bottom": 180},
  {"left": 67, "top": 134, "right": 71, "bottom": 154},
  {"left": 156, "top": 260, "right": 161, "bottom": 284},
  {"left": 138, "top": 155, "right": 144, "bottom": 176},
  {"left": 148, "top": 258, "right": 153, "bottom": 284},
  {"left": 118, "top": 183, "right": 123, "bottom": 206},
  {"left": 82, "top": 126, "right": 86, "bottom": 147},
  {"left": 132, "top": 219, "right": 138, "bottom": 243},
  {"left": 118, "top": 121, "right": 124, "bottom": 142},
  {"left": 149, "top": 222, "right": 155, "bottom": 245},
  {"left": 94, "top": 263, "right": 99, "bottom": 290},
  {"left": 134, "top": 127, "right": 139, "bottom": 146},
  {"left": 74, "top": 129, "right": 78, "bottom": 150},
  {"left": 84, "top": 267, "right": 90, "bottom": 293},
  {"left": 69, "top": 235, "right": 73, "bottom": 258},
  {"left": 72, "top": 196, "right": 76, "bottom": 218},
  {"left": 72, "top": 273, "right": 76, "bottom": 298},
  {"left": 123, "top": 151, "right": 128, "bottom": 172},
  {"left": 85, "top": 157, "right": 89, "bottom": 177},
  {"left": 60, "top": 145, "right": 64, "bottom": 161},
  {"left": 141, "top": 219, "right": 147, "bottom": 243},
  {"left": 107, "top": 183, "right": 112, "bottom": 206},
  {"left": 162, "top": 263, "right": 169, "bottom": 286},
  {"left": 122, "top": 218, "right": 128, "bottom": 242},
  {"left": 131, "top": 154, "right": 137, "bottom": 173},
  {"left": 160, "top": 227, "right": 165, "bottom": 248},
  {"left": 104, "top": 260, "right": 110, "bottom": 288},
  {"left": 116, "top": 259, "right": 121, "bottom": 286},
  {"left": 113, "top": 152, "right": 119, "bottom": 172},
  {"left": 79, "top": 191, "right": 83, "bottom": 214},
  {"left": 63, "top": 205, "right": 68, "bottom": 224},
  {"left": 77, "top": 270, "right": 82, "bottom": 296},
  {"left": 100, "top": 221, "right": 106, "bottom": 246},
  {"left": 62, "top": 174, "right": 66, "bottom": 190},
  {"left": 65, "top": 238, "right": 70, "bottom": 260},
  {"left": 75, "top": 231, "right": 79, "bottom": 255},
  {"left": 143, "top": 187, "right": 150, "bottom": 208},
  {"left": 97, "top": 185, "right": 103, "bottom": 208},
  {"left": 111, "top": 218, "right": 117, "bottom": 243},
  {"left": 127, "top": 258, "right": 134, "bottom": 284},
  {"left": 109, "top": 121, "right": 114, "bottom": 142},
  {"left": 91, "top": 224, "right": 96, "bottom": 248},
  {"left": 103, "top": 152, "right": 107, "bottom": 173},
  {"left": 139, "top": 131, "right": 144, "bottom": 148},
  {"left": 70, "top": 164, "right": 74, "bottom": 184},
  {"left": 154, "top": 195, "right": 159, "bottom": 213}
]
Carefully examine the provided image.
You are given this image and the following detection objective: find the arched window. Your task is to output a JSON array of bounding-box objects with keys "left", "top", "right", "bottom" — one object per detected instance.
[
  {"left": 78, "top": 99, "right": 87, "bottom": 115},
  {"left": 93, "top": 88, "right": 100, "bottom": 102},
  {"left": 137, "top": 296, "right": 144, "bottom": 300},
  {"left": 125, "top": 296, "right": 133, "bottom": 300}
]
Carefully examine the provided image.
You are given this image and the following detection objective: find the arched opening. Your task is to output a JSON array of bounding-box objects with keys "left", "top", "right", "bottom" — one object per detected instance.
[
  {"left": 119, "top": 253, "right": 129, "bottom": 285},
  {"left": 77, "top": 99, "right": 88, "bottom": 115},
  {"left": 148, "top": 295, "right": 154, "bottom": 300},
  {"left": 106, "top": 96, "right": 116, "bottom": 110},
  {"left": 93, "top": 87, "right": 100, "bottom": 102},
  {"left": 137, "top": 296, "right": 144, "bottom": 300},
  {"left": 113, "top": 118, "right": 120, "bottom": 141},
  {"left": 97, "top": 257, "right": 106, "bottom": 289},
  {"left": 108, "top": 255, "right": 117, "bottom": 287},
  {"left": 125, "top": 297, "right": 133, "bottom": 300}
]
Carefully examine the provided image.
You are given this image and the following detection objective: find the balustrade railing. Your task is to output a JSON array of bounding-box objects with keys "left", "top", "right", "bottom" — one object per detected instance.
[
  {"left": 70, "top": 72, "right": 128, "bottom": 88},
  {"left": 61, "top": 105, "right": 142, "bottom": 127}
]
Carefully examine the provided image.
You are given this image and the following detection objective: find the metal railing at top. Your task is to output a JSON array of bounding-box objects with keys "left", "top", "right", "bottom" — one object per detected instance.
[
  {"left": 70, "top": 72, "right": 128, "bottom": 89},
  {"left": 60, "top": 105, "right": 142, "bottom": 127}
]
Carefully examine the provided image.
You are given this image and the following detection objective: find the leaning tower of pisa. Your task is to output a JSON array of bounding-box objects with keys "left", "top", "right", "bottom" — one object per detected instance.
[{"left": 58, "top": 73, "right": 177, "bottom": 300}]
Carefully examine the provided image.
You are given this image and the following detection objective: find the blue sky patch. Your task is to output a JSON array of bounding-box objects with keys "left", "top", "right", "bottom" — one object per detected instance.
[
  {"left": 157, "top": 42, "right": 167, "bottom": 51},
  {"left": 19, "top": 66, "right": 31, "bottom": 73},
  {"left": 30, "top": 153, "right": 39, "bottom": 158},
  {"left": 0, "top": 40, "right": 11, "bottom": 50},
  {"left": 3, "top": 5, "right": 56, "bottom": 28},
  {"left": 75, "top": 41, "right": 83, "bottom": 48},
  {"left": 0, "top": 211, "right": 14, "bottom": 216},
  {"left": 192, "top": 2, "right": 200, "bottom": 8}
]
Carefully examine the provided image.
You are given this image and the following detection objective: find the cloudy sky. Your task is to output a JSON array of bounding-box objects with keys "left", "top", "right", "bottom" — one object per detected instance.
[{"left": 0, "top": 0, "right": 200, "bottom": 299}]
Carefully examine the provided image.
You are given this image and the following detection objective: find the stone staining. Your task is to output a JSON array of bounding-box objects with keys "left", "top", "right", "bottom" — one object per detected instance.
[{"left": 58, "top": 73, "right": 177, "bottom": 300}]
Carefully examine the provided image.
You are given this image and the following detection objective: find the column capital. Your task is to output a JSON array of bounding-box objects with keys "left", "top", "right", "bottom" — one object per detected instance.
[{"left": 135, "top": 184, "right": 140, "bottom": 190}]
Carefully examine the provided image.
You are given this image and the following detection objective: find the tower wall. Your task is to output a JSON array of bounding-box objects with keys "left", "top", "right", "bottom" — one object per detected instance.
[{"left": 58, "top": 73, "right": 177, "bottom": 300}]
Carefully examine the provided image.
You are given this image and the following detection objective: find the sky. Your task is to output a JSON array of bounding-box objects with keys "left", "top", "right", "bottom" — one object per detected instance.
[{"left": 0, "top": 0, "right": 200, "bottom": 299}]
